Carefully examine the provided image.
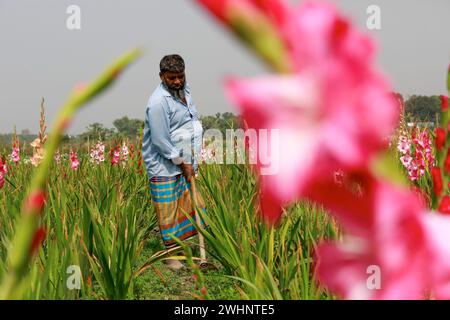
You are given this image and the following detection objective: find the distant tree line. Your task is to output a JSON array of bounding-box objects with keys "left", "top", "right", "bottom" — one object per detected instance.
[
  {"left": 0, "top": 113, "right": 243, "bottom": 151},
  {"left": 3, "top": 96, "right": 444, "bottom": 151},
  {"left": 403, "top": 95, "right": 442, "bottom": 124},
  {"left": 0, "top": 116, "right": 145, "bottom": 150},
  {"left": 199, "top": 112, "right": 242, "bottom": 134},
  {"left": 2, "top": 96, "right": 443, "bottom": 150}
]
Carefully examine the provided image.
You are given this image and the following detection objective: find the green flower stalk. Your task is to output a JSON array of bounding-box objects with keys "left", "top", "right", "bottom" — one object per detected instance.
[
  {"left": 446, "top": 65, "right": 449, "bottom": 109},
  {"left": 0, "top": 48, "right": 142, "bottom": 299}
]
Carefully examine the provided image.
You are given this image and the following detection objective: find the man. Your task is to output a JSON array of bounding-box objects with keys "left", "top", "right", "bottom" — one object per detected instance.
[{"left": 142, "top": 54, "right": 206, "bottom": 270}]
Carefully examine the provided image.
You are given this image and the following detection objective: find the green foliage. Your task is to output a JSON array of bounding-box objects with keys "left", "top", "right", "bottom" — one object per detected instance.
[
  {"left": 404, "top": 95, "right": 441, "bottom": 123},
  {"left": 0, "top": 152, "right": 160, "bottom": 299},
  {"left": 199, "top": 112, "right": 242, "bottom": 135},
  {"left": 79, "top": 123, "right": 115, "bottom": 142},
  {"left": 0, "top": 153, "right": 339, "bottom": 300},
  {"left": 113, "top": 116, "right": 144, "bottom": 138},
  {"left": 193, "top": 163, "right": 337, "bottom": 300},
  {"left": 0, "top": 48, "right": 143, "bottom": 299}
]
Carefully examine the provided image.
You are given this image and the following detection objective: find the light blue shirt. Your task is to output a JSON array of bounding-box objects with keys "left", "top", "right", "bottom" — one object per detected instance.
[{"left": 142, "top": 83, "right": 203, "bottom": 179}]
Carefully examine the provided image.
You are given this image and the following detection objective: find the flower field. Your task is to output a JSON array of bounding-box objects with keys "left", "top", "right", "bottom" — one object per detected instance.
[
  {"left": 0, "top": 104, "right": 447, "bottom": 300},
  {"left": 0, "top": 145, "right": 337, "bottom": 299}
]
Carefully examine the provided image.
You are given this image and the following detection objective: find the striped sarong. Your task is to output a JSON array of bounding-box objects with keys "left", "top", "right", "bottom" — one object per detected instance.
[{"left": 150, "top": 174, "right": 207, "bottom": 248}]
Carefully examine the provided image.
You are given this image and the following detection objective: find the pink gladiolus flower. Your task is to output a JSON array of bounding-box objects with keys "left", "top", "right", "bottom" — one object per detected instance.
[
  {"left": 0, "top": 159, "right": 7, "bottom": 190},
  {"left": 397, "top": 136, "right": 411, "bottom": 155},
  {"left": 400, "top": 155, "right": 412, "bottom": 168},
  {"left": 408, "top": 163, "right": 420, "bottom": 182},
  {"left": 198, "top": 0, "right": 288, "bottom": 25},
  {"left": 316, "top": 182, "right": 450, "bottom": 300},
  {"left": 226, "top": 2, "right": 398, "bottom": 223},
  {"left": 111, "top": 146, "right": 120, "bottom": 166},
  {"left": 10, "top": 145, "right": 20, "bottom": 163},
  {"left": 397, "top": 129, "right": 435, "bottom": 183},
  {"left": 90, "top": 141, "right": 106, "bottom": 165},
  {"left": 121, "top": 142, "right": 129, "bottom": 162},
  {"left": 197, "top": 0, "right": 246, "bottom": 24},
  {"left": 70, "top": 151, "right": 79, "bottom": 170},
  {"left": 54, "top": 150, "right": 62, "bottom": 164},
  {"left": 200, "top": 148, "right": 208, "bottom": 163},
  {"left": 197, "top": 0, "right": 288, "bottom": 32},
  {"left": 196, "top": 0, "right": 293, "bottom": 72}
]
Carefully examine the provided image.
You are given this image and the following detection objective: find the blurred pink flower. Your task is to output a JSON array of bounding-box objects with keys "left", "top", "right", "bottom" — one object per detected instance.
[
  {"left": 226, "top": 2, "right": 398, "bottom": 223},
  {"left": 54, "top": 150, "right": 62, "bottom": 164},
  {"left": 197, "top": 0, "right": 254, "bottom": 24},
  {"left": 316, "top": 182, "right": 450, "bottom": 300},
  {"left": 197, "top": 0, "right": 288, "bottom": 33},
  {"left": 333, "top": 169, "right": 345, "bottom": 187},
  {"left": 0, "top": 158, "right": 7, "bottom": 189},
  {"left": 70, "top": 151, "right": 79, "bottom": 170},
  {"left": 196, "top": 0, "right": 293, "bottom": 72}
]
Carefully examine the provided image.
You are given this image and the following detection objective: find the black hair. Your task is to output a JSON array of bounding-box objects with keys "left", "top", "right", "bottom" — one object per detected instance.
[{"left": 159, "top": 54, "right": 185, "bottom": 73}]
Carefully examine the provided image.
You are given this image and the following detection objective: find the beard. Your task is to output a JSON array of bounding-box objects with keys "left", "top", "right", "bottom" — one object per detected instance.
[{"left": 164, "top": 81, "right": 186, "bottom": 102}]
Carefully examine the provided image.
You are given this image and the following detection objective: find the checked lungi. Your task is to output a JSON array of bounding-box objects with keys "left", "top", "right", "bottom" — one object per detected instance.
[{"left": 150, "top": 174, "right": 207, "bottom": 248}]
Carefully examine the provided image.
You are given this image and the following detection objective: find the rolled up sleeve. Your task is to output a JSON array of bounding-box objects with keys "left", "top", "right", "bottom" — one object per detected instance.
[{"left": 147, "top": 99, "right": 183, "bottom": 164}]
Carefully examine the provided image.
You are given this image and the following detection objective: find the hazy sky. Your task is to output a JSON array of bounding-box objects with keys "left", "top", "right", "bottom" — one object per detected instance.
[{"left": 0, "top": 0, "right": 449, "bottom": 134}]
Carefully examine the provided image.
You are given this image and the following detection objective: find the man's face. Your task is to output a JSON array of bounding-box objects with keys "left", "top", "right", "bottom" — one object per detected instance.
[{"left": 160, "top": 71, "right": 186, "bottom": 91}]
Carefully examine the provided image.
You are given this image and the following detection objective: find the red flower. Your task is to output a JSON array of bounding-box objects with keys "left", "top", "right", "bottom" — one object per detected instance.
[
  {"left": 137, "top": 151, "right": 142, "bottom": 168},
  {"left": 445, "top": 148, "right": 450, "bottom": 174},
  {"left": 436, "top": 128, "right": 446, "bottom": 152},
  {"left": 24, "top": 190, "right": 46, "bottom": 215},
  {"left": 431, "top": 167, "right": 443, "bottom": 197},
  {"left": 110, "top": 145, "right": 120, "bottom": 166},
  {"left": 441, "top": 95, "right": 448, "bottom": 111},
  {"left": 30, "top": 227, "right": 46, "bottom": 256},
  {"left": 438, "top": 196, "right": 450, "bottom": 215},
  {"left": 0, "top": 158, "right": 6, "bottom": 190},
  {"left": 197, "top": 0, "right": 288, "bottom": 29}
]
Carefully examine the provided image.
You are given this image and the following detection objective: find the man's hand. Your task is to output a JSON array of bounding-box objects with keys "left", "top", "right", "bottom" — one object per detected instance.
[{"left": 179, "top": 162, "right": 194, "bottom": 181}]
